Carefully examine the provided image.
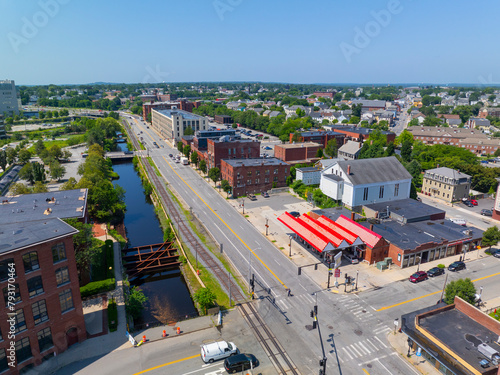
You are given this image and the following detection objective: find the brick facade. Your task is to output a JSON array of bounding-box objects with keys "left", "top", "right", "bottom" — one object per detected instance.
[
  {"left": 0, "top": 235, "right": 86, "bottom": 374},
  {"left": 274, "top": 142, "right": 321, "bottom": 163},
  {"left": 207, "top": 139, "right": 260, "bottom": 171},
  {"left": 214, "top": 115, "right": 233, "bottom": 124}
]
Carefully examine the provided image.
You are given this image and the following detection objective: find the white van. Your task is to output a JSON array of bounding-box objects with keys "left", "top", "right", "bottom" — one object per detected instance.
[{"left": 200, "top": 341, "right": 238, "bottom": 363}]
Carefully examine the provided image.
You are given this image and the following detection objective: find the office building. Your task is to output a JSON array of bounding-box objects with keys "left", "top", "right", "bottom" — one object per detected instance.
[
  {"left": 151, "top": 109, "right": 208, "bottom": 142},
  {"left": 0, "top": 80, "right": 20, "bottom": 116}
]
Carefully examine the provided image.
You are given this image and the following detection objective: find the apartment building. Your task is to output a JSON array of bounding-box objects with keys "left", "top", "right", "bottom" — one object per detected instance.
[
  {"left": 274, "top": 142, "right": 322, "bottom": 164},
  {"left": 206, "top": 138, "right": 260, "bottom": 170},
  {"left": 422, "top": 167, "right": 471, "bottom": 203},
  {"left": 152, "top": 109, "right": 208, "bottom": 142},
  {"left": 0, "top": 80, "right": 20, "bottom": 116}
]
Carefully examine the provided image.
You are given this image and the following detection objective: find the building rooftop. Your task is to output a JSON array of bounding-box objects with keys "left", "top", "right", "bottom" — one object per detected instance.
[
  {"left": 337, "top": 156, "right": 412, "bottom": 186},
  {"left": 222, "top": 157, "right": 289, "bottom": 167},
  {"left": 0, "top": 189, "right": 87, "bottom": 225},
  {"left": 278, "top": 142, "right": 321, "bottom": 149},
  {"left": 0, "top": 218, "right": 78, "bottom": 255},
  {"left": 363, "top": 198, "right": 445, "bottom": 223},
  {"left": 154, "top": 108, "right": 204, "bottom": 121},
  {"left": 300, "top": 130, "right": 344, "bottom": 137},
  {"left": 425, "top": 167, "right": 471, "bottom": 180},
  {"left": 330, "top": 125, "right": 394, "bottom": 136},
  {"left": 338, "top": 140, "right": 361, "bottom": 155},
  {"left": 297, "top": 167, "right": 320, "bottom": 172}
]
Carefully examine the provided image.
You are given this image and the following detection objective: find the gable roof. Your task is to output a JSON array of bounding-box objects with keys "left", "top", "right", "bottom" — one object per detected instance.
[
  {"left": 338, "top": 140, "right": 361, "bottom": 155},
  {"left": 424, "top": 167, "right": 471, "bottom": 180},
  {"left": 335, "top": 215, "right": 382, "bottom": 248},
  {"left": 337, "top": 156, "right": 412, "bottom": 185}
]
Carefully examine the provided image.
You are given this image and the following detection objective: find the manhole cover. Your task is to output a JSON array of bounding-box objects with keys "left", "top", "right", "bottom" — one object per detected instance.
[
  {"left": 362, "top": 309, "right": 366, "bottom": 313},
  {"left": 354, "top": 329, "right": 363, "bottom": 336},
  {"left": 328, "top": 325, "right": 334, "bottom": 330},
  {"left": 367, "top": 364, "right": 372, "bottom": 368}
]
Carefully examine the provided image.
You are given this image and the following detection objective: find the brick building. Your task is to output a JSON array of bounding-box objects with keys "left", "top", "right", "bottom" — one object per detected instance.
[
  {"left": 207, "top": 138, "right": 260, "bottom": 170},
  {"left": 214, "top": 115, "right": 233, "bottom": 125},
  {"left": 157, "top": 93, "right": 178, "bottom": 101},
  {"left": 221, "top": 158, "right": 289, "bottom": 197},
  {"left": 0, "top": 190, "right": 89, "bottom": 374},
  {"left": 291, "top": 131, "right": 345, "bottom": 148},
  {"left": 274, "top": 142, "right": 322, "bottom": 164},
  {"left": 313, "top": 92, "right": 335, "bottom": 98},
  {"left": 142, "top": 102, "right": 178, "bottom": 122},
  {"left": 329, "top": 126, "right": 396, "bottom": 143}
]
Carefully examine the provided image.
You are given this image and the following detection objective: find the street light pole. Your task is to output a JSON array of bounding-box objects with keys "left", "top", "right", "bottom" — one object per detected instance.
[
  {"left": 289, "top": 236, "right": 292, "bottom": 257},
  {"left": 355, "top": 270, "right": 359, "bottom": 291}
]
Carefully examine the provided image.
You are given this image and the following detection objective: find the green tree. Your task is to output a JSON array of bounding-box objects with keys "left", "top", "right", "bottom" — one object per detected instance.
[
  {"left": 183, "top": 144, "right": 191, "bottom": 158},
  {"left": 35, "top": 139, "right": 46, "bottom": 155},
  {"left": 395, "top": 129, "right": 414, "bottom": 146},
  {"left": 49, "top": 161, "right": 66, "bottom": 181},
  {"left": 199, "top": 159, "right": 207, "bottom": 174},
  {"left": 177, "top": 141, "right": 183, "bottom": 153},
  {"left": 190, "top": 152, "right": 199, "bottom": 166},
  {"left": 60, "top": 177, "right": 78, "bottom": 190},
  {"left": 184, "top": 127, "right": 194, "bottom": 136},
  {"left": 401, "top": 140, "right": 412, "bottom": 163},
  {"left": 126, "top": 286, "right": 148, "bottom": 320},
  {"left": 193, "top": 287, "right": 217, "bottom": 314},
  {"left": 32, "top": 181, "right": 48, "bottom": 193},
  {"left": 406, "top": 160, "right": 422, "bottom": 180},
  {"left": 208, "top": 167, "right": 220, "bottom": 185},
  {"left": 444, "top": 278, "right": 477, "bottom": 305},
  {"left": 18, "top": 149, "right": 32, "bottom": 164},
  {"left": 385, "top": 142, "right": 395, "bottom": 157},
  {"left": 9, "top": 183, "right": 31, "bottom": 195},
  {"left": 316, "top": 148, "right": 324, "bottom": 158},
  {"left": 221, "top": 179, "right": 231, "bottom": 197},
  {"left": 482, "top": 226, "right": 500, "bottom": 251},
  {"left": 348, "top": 116, "right": 360, "bottom": 124},
  {"left": 0, "top": 150, "right": 7, "bottom": 171},
  {"left": 325, "top": 139, "right": 338, "bottom": 158},
  {"left": 5, "top": 148, "right": 17, "bottom": 165},
  {"left": 19, "top": 162, "right": 45, "bottom": 185},
  {"left": 494, "top": 148, "right": 500, "bottom": 157}
]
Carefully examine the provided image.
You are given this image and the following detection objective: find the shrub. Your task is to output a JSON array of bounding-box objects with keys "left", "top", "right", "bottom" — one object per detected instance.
[
  {"left": 108, "top": 298, "right": 118, "bottom": 332},
  {"left": 437, "top": 264, "right": 445, "bottom": 269},
  {"left": 80, "top": 278, "right": 116, "bottom": 299}
]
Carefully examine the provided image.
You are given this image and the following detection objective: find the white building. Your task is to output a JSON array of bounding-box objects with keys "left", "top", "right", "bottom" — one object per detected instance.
[
  {"left": 319, "top": 156, "right": 412, "bottom": 209},
  {"left": 0, "top": 79, "right": 20, "bottom": 116},
  {"left": 296, "top": 167, "right": 321, "bottom": 185},
  {"left": 151, "top": 109, "right": 208, "bottom": 142}
]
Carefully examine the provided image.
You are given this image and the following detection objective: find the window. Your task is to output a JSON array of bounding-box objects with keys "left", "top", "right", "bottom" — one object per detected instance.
[
  {"left": 59, "top": 289, "right": 74, "bottom": 313},
  {"left": 15, "top": 337, "right": 32, "bottom": 363},
  {"left": 27, "top": 276, "right": 44, "bottom": 297},
  {"left": 394, "top": 184, "right": 399, "bottom": 197},
  {"left": 265, "top": 178, "right": 269, "bottom": 183},
  {"left": 14, "top": 309, "right": 27, "bottom": 333},
  {"left": 274, "top": 176, "right": 278, "bottom": 182},
  {"left": 0, "top": 258, "right": 15, "bottom": 281},
  {"left": 23, "top": 252, "right": 39, "bottom": 273},
  {"left": 379, "top": 186, "right": 384, "bottom": 199},
  {"left": 52, "top": 243, "right": 66, "bottom": 263},
  {"left": 255, "top": 179, "right": 259, "bottom": 184},
  {"left": 37, "top": 327, "right": 53, "bottom": 353},
  {"left": 3, "top": 283, "right": 21, "bottom": 304},
  {"left": 247, "top": 179, "right": 251, "bottom": 185},
  {"left": 55, "top": 267, "right": 70, "bottom": 286},
  {"left": 32, "top": 300, "right": 49, "bottom": 325},
  {"left": 363, "top": 187, "right": 369, "bottom": 201},
  {"left": 247, "top": 171, "right": 252, "bottom": 176},
  {"left": 265, "top": 170, "right": 270, "bottom": 175},
  {"left": 0, "top": 348, "right": 7, "bottom": 372},
  {"left": 256, "top": 170, "right": 260, "bottom": 176},
  {"left": 274, "top": 169, "right": 278, "bottom": 174}
]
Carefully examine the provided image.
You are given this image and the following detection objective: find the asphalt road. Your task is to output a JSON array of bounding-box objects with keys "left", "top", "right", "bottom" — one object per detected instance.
[{"left": 120, "top": 115, "right": 500, "bottom": 375}]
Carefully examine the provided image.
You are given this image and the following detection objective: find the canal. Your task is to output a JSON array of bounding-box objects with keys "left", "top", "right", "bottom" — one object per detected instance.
[{"left": 112, "top": 142, "right": 197, "bottom": 327}]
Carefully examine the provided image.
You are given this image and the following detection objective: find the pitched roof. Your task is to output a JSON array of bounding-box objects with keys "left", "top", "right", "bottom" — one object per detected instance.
[
  {"left": 424, "top": 167, "right": 471, "bottom": 179},
  {"left": 337, "top": 156, "right": 412, "bottom": 185},
  {"left": 335, "top": 215, "right": 382, "bottom": 248},
  {"left": 338, "top": 140, "right": 361, "bottom": 155}
]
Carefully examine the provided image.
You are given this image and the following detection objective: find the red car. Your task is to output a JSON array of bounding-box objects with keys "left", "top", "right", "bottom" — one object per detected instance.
[
  {"left": 470, "top": 199, "right": 478, "bottom": 206},
  {"left": 409, "top": 271, "right": 428, "bottom": 283}
]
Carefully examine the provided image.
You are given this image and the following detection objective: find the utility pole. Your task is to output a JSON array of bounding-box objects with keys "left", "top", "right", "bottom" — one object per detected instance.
[
  {"left": 289, "top": 235, "right": 292, "bottom": 257},
  {"left": 439, "top": 273, "right": 448, "bottom": 303},
  {"left": 355, "top": 270, "right": 359, "bottom": 291},
  {"left": 310, "top": 297, "right": 327, "bottom": 375},
  {"left": 265, "top": 217, "right": 269, "bottom": 236},
  {"left": 228, "top": 270, "right": 232, "bottom": 307}
]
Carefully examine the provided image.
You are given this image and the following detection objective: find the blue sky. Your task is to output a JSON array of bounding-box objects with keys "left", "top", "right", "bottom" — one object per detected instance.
[{"left": 0, "top": 0, "right": 499, "bottom": 85}]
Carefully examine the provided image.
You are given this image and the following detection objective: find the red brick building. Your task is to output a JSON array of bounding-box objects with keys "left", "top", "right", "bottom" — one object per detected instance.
[
  {"left": 290, "top": 131, "right": 346, "bottom": 148},
  {"left": 207, "top": 138, "right": 260, "bottom": 170},
  {"left": 221, "top": 158, "right": 290, "bottom": 197},
  {"left": 313, "top": 92, "right": 335, "bottom": 98},
  {"left": 274, "top": 142, "right": 322, "bottom": 164},
  {"left": 0, "top": 190, "right": 89, "bottom": 374},
  {"left": 142, "top": 102, "right": 178, "bottom": 122},
  {"left": 214, "top": 115, "right": 233, "bottom": 125},
  {"left": 329, "top": 126, "right": 396, "bottom": 143}
]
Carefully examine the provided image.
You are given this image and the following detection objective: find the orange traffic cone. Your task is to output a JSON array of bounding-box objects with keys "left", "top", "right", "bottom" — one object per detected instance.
[
  {"left": 143, "top": 335, "right": 146, "bottom": 342},
  {"left": 162, "top": 330, "right": 167, "bottom": 337},
  {"left": 176, "top": 327, "right": 180, "bottom": 335}
]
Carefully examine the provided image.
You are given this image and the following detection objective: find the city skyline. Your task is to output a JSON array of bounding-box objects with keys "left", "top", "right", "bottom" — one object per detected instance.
[{"left": 1, "top": 0, "right": 499, "bottom": 85}]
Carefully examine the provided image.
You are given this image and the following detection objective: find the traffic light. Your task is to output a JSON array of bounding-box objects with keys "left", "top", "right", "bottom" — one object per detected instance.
[
  {"left": 250, "top": 274, "right": 255, "bottom": 292},
  {"left": 319, "top": 358, "right": 326, "bottom": 366},
  {"left": 319, "top": 370, "right": 324, "bottom": 375},
  {"left": 313, "top": 320, "right": 317, "bottom": 329},
  {"left": 310, "top": 310, "right": 314, "bottom": 318},
  {"left": 298, "top": 267, "right": 302, "bottom": 275},
  {"left": 314, "top": 263, "right": 318, "bottom": 270},
  {"left": 314, "top": 305, "right": 318, "bottom": 315}
]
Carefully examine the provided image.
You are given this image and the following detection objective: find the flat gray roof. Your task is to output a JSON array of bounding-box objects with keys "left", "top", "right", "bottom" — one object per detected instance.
[
  {"left": 297, "top": 167, "right": 320, "bottom": 172},
  {"left": 0, "top": 218, "right": 78, "bottom": 255},
  {"left": 363, "top": 199, "right": 445, "bottom": 222},
  {"left": 0, "top": 189, "right": 88, "bottom": 225},
  {"left": 154, "top": 108, "right": 204, "bottom": 121},
  {"left": 222, "top": 157, "right": 289, "bottom": 167}
]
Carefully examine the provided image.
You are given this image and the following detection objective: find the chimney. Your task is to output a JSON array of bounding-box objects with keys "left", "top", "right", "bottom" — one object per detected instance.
[
  {"left": 351, "top": 212, "right": 355, "bottom": 221},
  {"left": 347, "top": 165, "right": 351, "bottom": 175},
  {"left": 370, "top": 224, "right": 374, "bottom": 231}
]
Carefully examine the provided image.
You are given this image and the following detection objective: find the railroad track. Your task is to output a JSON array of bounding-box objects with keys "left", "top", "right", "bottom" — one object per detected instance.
[
  {"left": 123, "top": 120, "right": 246, "bottom": 303},
  {"left": 238, "top": 302, "right": 300, "bottom": 375}
]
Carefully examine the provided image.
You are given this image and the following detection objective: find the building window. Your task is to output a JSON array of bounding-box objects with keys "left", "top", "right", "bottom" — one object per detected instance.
[
  {"left": 0, "top": 258, "right": 15, "bottom": 281},
  {"left": 32, "top": 300, "right": 49, "bottom": 325},
  {"left": 274, "top": 169, "right": 278, "bottom": 174},
  {"left": 265, "top": 178, "right": 269, "bottom": 183},
  {"left": 247, "top": 179, "right": 251, "bottom": 185},
  {"left": 15, "top": 337, "right": 32, "bottom": 363},
  {"left": 3, "top": 283, "right": 21, "bottom": 304},
  {"left": 55, "top": 267, "right": 70, "bottom": 287},
  {"left": 255, "top": 179, "right": 259, "bottom": 184},
  {"left": 59, "top": 289, "right": 74, "bottom": 313},
  {"left": 14, "top": 308, "right": 27, "bottom": 333},
  {"left": 52, "top": 243, "right": 66, "bottom": 263},
  {"left": 394, "top": 184, "right": 399, "bottom": 197},
  {"left": 363, "top": 187, "right": 369, "bottom": 201},
  {"left": 23, "top": 252, "right": 39, "bottom": 273},
  {"left": 379, "top": 186, "right": 384, "bottom": 199},
  {"left": 256, "top": 170, "right": 260, "bottom": 175},
  {"left": 27, "top": 276, "right": 44, "bottom": 297},
  {"left": 0, "top": 348, "right": 7, "bottom": 372},
  {"left": 247, "top": 171, "right": 252, "bottom": 176},
  {"left": 37, "top": 327, "right": 54, "bottom": 353},
  {"left": 265, "top": 170, "right": 270, "bottom": 175},
  {"left": 274, "top": 176, "right": 278, "bottom": 182}
]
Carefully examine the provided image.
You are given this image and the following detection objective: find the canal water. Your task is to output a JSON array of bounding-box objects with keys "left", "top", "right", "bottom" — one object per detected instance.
[{"left": 112, "top": 142, "right": 197, "bottom": 326}]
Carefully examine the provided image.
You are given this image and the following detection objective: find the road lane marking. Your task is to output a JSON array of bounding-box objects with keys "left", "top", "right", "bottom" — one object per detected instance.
[
  {"left": 162, "top": 156, "right": 288, "bottom": 290},
  {"left": 374, "top": 336, "right": 388, "bottom": 348},
  {"left": 365, "top": 338, "right": 379, "bottom": 351},
  {"left": 376, "top": 358, "right": 395, "bottom": 375},
  {"left": 341, "top": 347, "right": 353, "bottom": 360},
  {"left": 362, "top": 368, "right": 370, "bottom": 374},
  {"left": 132, "top": 354, "right": 199, "bottom": 374},
  {"left": 376, "top": 271, "right": 500, "bottom": 311}
]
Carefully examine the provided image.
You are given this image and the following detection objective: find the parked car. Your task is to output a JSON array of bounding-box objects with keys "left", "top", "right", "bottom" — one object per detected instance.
[
  {"left": 463, "top": 200, "right": 473, "bottom": 207},
  {"left": 261, "top": 191, "right": 270, "bottom": 198},
  {"left": 481, "top": 209, "right": 493, "bottom": 216},
  {"left": 448, "top": 261, "right": 466, "bottom": 272},
  {"left": 288, "top": 211, "right": 300, "bottom": 218},
  {"left": 470, "top": 199, "right": 478, "bottom": 206},
  {"left": 200, "top": 341, "right": 238, "bottom": 363},
  {"left": 427, "top": 267, "right": 445, "bottom": 277},
  {"left": 344, "top": 253, "right": 359, "bottom": 264},
  {"left": 409, "top": 271, "right": 428, "bottom": 283},
  {"left": 169, "top": 154, "right": 173, "bottom": 158},
  {"left": 491, "top": 249, "right": 500, "bottom": 258},
  {"left": 224, "top": 353, "right": 258, "bottom": 373},
  {"left": 247, "top": 193, "right": 257, "bottom": 201}
]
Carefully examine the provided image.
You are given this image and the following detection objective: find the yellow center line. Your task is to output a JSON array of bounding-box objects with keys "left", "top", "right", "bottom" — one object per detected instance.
[
  {"left": 362, "top": 368, "right": 371, "bottom": 374},
  {"left": 161, "top": 155, "right": 288, "bottom": 290},
  {"left": 376, "top": 271, "right": 500, "bottom": 311},
  {"left": 132, "top": 354, "right": 199, "bottom": 374}
]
